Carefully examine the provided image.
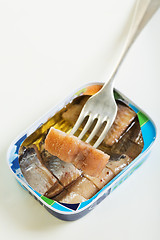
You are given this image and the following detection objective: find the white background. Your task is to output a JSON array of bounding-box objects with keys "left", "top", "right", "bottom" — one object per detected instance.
[{"left": 0, "top": 0, "right": 160, "bottom": 239}]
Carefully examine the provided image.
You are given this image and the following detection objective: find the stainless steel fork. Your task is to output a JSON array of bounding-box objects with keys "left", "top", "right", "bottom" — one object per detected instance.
[{"left": 70, "top": 0, "right": 160, "bottom": 148}]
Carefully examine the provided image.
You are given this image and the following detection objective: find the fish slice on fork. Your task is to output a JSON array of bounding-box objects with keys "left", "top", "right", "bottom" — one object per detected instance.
[{"left": 70, "top": 0, "right": 160, "bottom": 148}]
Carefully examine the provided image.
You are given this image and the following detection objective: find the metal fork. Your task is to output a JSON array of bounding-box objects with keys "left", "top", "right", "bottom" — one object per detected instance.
[{"left": 70, "top": 0, "right": 160, "bottom": 148}]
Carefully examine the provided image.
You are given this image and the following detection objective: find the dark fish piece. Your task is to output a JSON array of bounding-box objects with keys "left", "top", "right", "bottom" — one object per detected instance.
[
  {"left": 44, "top": 182, "right": 64, "bottom": 198},
  {"left": 106, "top": 154, "right": 132, "bottom": 175},
  {"left": 103, "top": 103, "right": 136, "bottom": 146},
  {"left": 41, "top": 148, "right": 57, "bottom": 163},
  {"left": 19, "top": 145, "right": 63, "bottom": 197},
  {"left": 126, "top": 118, "right": 144, "bottom": 147},
  {"left": 111, "top": 118, "right": 144, "bottom": 159}
]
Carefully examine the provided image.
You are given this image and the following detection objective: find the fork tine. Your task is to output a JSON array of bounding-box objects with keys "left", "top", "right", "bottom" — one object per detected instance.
[
  {"left": 93, "top": 120, "right": 111, "bottom": 148},
  {"left": 70, "top": 110, "right": 88, "bottom": 135},
  {"left": 78, "top": 114, "right": 93, "bottom": 140},
  {"left": 85, "top": 116, "right": 102, "bottom": 144}
]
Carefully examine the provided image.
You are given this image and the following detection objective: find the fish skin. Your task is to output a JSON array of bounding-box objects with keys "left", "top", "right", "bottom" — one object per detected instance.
[
  {"left": 19, "top": 145, "right": 63, "bottom": 197},
  {"left": 44, "top": 154, "right": 82, "bottom": 187},
  {"left": 111, "top": 117, "right": 144, "bottom": 159}
]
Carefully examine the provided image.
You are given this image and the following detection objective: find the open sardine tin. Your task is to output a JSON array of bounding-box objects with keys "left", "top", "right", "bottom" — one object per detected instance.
[{"left": 7, "top": 82, "right": 156, "bottom": 221}]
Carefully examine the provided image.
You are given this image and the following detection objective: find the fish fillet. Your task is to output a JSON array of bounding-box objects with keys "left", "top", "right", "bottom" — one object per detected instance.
[
  {"left": 62, "top": 100, "right": 136, "bottom": 146},
  {"left": 84, "top": 167, "right": 115, "bottom": 189},
  {"left": 106, "top": 154, "right": 132, "bottom": 175},
  {"left": 53, "top": 189, "right": 87, "bottom": 204},
  {"left": 45, "top": 128, "right": 110, "bottom": 177},
  {"left": 44, "top": 154, "right": 81, "bottom": 187},
  {"left": 111, "top": 118, "right": 144, "bottom": 159},
  {"left": 103, "top": 103, "right": 136, "bottom": 146},
  {"left": 67, "top": 176, "right": 98, "bottom": 199},
  {"left": 62, "top": 96, "right": 88, "bottom": 125},
  {"left": 19, "top": 145, "right": 63, "bottom": 197}
]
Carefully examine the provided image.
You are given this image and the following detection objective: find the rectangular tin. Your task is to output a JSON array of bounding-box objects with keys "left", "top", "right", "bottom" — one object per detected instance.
[{"left": 7, "top": 82, "right": 157, "bottom": 221}]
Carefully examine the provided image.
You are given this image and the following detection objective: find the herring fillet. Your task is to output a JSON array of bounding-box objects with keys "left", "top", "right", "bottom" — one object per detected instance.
[
  {"left": 106, "top": 154, "right": 132, "bottom": 175},
  {"left": 53, "top": 176, "right": 98, "bottom": 203},
  {"left": 62, "top": 100, "right": 136, "bottom": 146},
  {"left": 103, "top": 103, "right": 136, "bottom": 146},
  {"left": 54, "top": 190, "right": 87, "bottom": 204},
  {"left": 41, "top": 143, "right": 82, "bottom": 187},
  {"left": 45, "top": 128, "right": 110, "bottom": 177},
  {"left": 19, "top": 145, "right": 63, "bottom": 197},
  {"left": 84, "top": 167, "right": 115, "bottom": 189},
  {"left": 66, "top": 176, "right": 98, "bottom": 199},
  {"left": 44, "top": 156, "right": 81, "bottom": 187}
]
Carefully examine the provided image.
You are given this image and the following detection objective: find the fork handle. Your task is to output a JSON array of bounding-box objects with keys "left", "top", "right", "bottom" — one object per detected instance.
[{"left": 101, "top": 0, "right": 160, "bottom": 90}]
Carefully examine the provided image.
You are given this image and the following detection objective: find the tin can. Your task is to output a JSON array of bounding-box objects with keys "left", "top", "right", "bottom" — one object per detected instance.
[{"left": 7, "top": 82, "right": 157, "bottom": 221}]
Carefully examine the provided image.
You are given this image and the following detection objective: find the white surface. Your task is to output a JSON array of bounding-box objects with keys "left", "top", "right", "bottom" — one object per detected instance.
[{"left": 0, "top": 0, "right": 160, "bottom": 239}]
